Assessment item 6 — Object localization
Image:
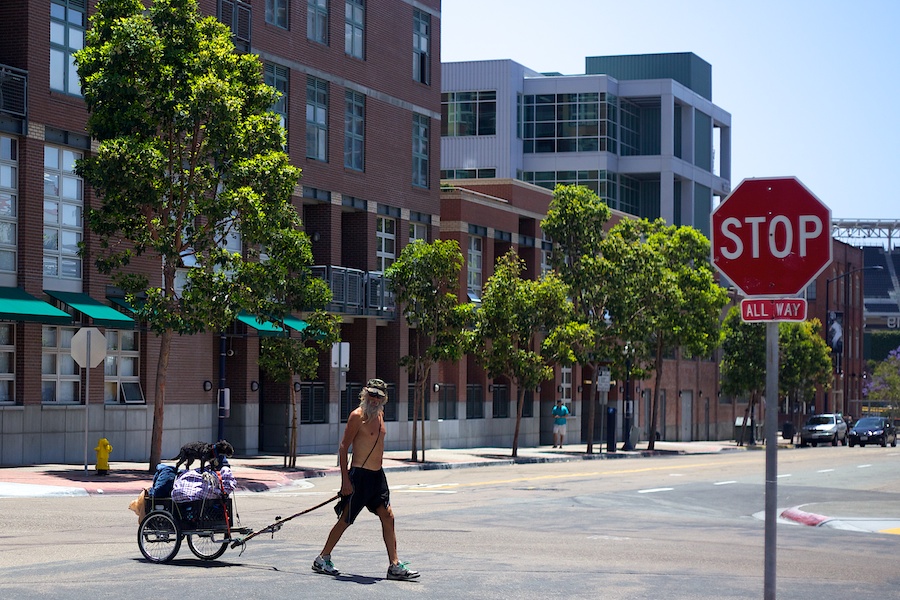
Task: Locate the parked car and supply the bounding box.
[848,417,897,447]
[799,413,848,447]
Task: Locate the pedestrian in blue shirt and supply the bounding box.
[552,399,570,448]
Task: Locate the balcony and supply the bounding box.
[311,265,395,318]
[0,64,27,127]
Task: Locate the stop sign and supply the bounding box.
[711,177,832,297]
[71,327,107,368]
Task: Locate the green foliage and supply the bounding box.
[779,318,831,402]
[386,239,473,460]
[867,330,900,362]
[865,345,900,402]
[719,306,766,398]
[469,251,572,456]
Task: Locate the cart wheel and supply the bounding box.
[187,532,229,560]
[138,510,182,563]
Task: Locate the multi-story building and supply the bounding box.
[0,0,444,465]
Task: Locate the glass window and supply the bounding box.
[467,235,482,296]
[409,221,427,242]
[376,216,396,273]
[49,1,84,95]
[42,326,80,404]
[466,384,484,419]
[438,385,457,420]
[344,90,365,171]
[441,91,496,137]
[412,113,429,188]
[266,0,289,29]
[264,63,289,134]
[0,324,14,403]
[44,144,83,281]
[308,0,328,44]
[0,136,17,275]
[560,367,572,402]
[412,9,430,84]
[306,76,328,161]
[104,330,144,403]
[492,384,509,418]
[345,0,364,58]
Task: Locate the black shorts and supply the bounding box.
[334,467,391,524]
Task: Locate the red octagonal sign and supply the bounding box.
[711,177,832,297]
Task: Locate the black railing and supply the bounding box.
[311,265,395,317]
[0,64,27,119]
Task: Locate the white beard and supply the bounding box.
[360,397,385,421]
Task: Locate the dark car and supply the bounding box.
[848,417,897,447]
[799,413,848,447]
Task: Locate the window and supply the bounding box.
[345,0,364,59]
[492,384,509,418]
[0,136,17,274]
[522,389,534,418]
[560,367,572,402]
[50,0,84,95]
[438,385,457,420]
[300,382,328,423]
[42,326,79,403]
[412,113,429,188]
[522,92,617,154]
[412,9,430,84]
[104,330,143,404]
[441,91,496,136]
[441,168,496,180]
[409,222,427,242]
[306,76,328,161]
[376,216,396,273]
[308,0,328,44]
[0,324,14,402]
[540,230,552,276]
[44,145,83,280]
[266,0,289,29]
[466,384,484,419]
[467,235,483,298]
[219,0,252,50]
[265,63,289,133]
[344,90,365,170]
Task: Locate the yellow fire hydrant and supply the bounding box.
[94,437,112,476]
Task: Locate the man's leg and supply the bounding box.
[320,506,351,557]
[375,504,398,564]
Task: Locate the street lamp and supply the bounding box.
[622,348,635,451]
[824,265,882,414]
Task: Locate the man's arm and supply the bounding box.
[338,411,361,496]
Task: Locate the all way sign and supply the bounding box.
[741,298,807,323]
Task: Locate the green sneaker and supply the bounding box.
[312,555,339,576]
[387,561,420,580]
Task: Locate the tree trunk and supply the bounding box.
[648,341,665,451]
[148,329,172,471]
[411,377,420,462]
[512,387,525,457]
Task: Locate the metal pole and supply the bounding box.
[764,321,779,600]
[825,279,831,414]
[83,330,91,474]
[622,358,634,450]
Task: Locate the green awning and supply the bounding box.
[0,287,72,325]
[282,315,310,333]
[44,290,135,329]
[108,296,144,313]
[236,312,285,337]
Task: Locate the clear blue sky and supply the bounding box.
[440,0,900,220]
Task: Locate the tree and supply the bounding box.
[541,185,616,454]
[76,0,306,469]
[615,220,728,450]
[469,251,572,457]
[719,306,766,445]
[386,240,473,462]
[779,319,831,420]
[863,346,900,405]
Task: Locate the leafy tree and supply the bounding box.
[616,220,728,450]
[719,306,766,445]
[76,0,306,469]
[386,240,474,462]
[541,185,616,453]
[779,318,831,420]
[863,345,900,404]
[468,251,572,457]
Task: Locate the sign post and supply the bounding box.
[71,327,108,474]
[711,177,832,600]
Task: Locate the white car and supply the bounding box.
[799,414,848,447]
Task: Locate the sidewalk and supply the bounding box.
[0,439,745,498]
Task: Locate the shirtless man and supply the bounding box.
[312,378,419,580]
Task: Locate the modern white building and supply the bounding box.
[441,53,732,235]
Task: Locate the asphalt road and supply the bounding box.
[1,446,898,599]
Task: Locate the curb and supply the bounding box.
[780,506,831,527]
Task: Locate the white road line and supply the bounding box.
[637,487,674,494]
[396,489,458,494]
[669,473,684,477]
[817,469,835,473]
[714,480,736,486]
[777,474,792,478]
[858,464,872,469]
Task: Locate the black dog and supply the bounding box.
[171,440,234,471]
